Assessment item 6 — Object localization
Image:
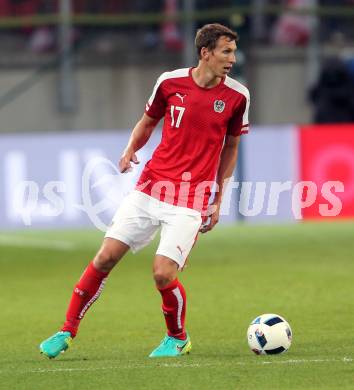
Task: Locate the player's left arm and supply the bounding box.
[200,135,241,233]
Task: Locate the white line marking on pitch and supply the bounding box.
[0,357,351,375]
[260,357,353,365]
[0,235,76,251]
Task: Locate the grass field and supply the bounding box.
[1,221,354,390]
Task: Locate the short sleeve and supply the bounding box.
[145,74,167,120]
[227,93,250,137]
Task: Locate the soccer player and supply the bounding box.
[40,23,250,358]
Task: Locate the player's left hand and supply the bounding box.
[199,201,221,234]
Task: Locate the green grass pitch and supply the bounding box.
[0,221,353,389]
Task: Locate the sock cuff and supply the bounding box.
[88,261,110,278]
[157,278,179,292]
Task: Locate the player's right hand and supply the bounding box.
[119,150,140,173]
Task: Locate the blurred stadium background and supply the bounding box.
[1,2,354,389]
[1,0,354,230]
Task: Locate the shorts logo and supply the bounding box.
[214,100,225,113]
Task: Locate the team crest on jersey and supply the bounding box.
[214,100,225,113]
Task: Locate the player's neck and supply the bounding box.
[191,65,222,89]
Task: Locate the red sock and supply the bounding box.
[158,279,187,340]
[61,262,109,337]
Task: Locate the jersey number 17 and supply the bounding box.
[170,105,185,128]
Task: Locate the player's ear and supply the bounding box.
[200,47,209,60]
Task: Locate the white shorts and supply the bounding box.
[105,190,202,269]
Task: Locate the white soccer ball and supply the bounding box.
[247,313,292,355]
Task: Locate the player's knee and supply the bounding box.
[153,269,174,289]
[93,248,118,273]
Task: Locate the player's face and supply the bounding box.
[208,36,237,77]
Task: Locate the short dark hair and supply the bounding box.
[195,23,238,58]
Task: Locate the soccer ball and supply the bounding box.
[247,313,292,355]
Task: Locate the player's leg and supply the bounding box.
[149,255,191,357]
[40,191,160,359]
[153,255,186,337]
[149,212,202,358]
[61,238,129,337]
[39,238,129,359]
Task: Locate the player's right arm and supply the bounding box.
[119,113,159,173]
[119,72,167,173]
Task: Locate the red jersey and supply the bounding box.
[136,67,250,212]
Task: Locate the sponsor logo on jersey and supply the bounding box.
[175,93,187,103]
[214,100,225,113]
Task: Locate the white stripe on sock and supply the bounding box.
[78,278,107,319]
[172,287,183,329]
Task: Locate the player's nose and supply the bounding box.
[229,53,236,64]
